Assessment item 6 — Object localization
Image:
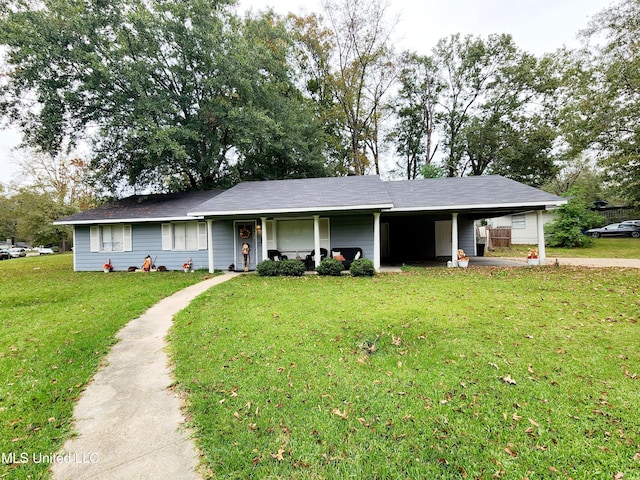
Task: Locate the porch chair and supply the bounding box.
[267,249,288,261]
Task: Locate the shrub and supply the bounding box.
[256,260,279,276]
[350,258,375,277]
[277,259,306,276]
[545,198,602,248]
[316,258,344,276]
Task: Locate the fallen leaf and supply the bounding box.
[528,418,540,427]
[270,448,285,461]
[502,374,516,385]
[331,408,348,419]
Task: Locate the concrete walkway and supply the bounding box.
[51,272,240,480]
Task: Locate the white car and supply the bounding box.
[9,247,27,258]
[38,247,55,255]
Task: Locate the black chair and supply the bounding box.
[267,249,288,261]
[305,248,328,270]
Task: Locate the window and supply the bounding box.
[162,222,207,251]
[90,225,132,252]
[511,214,526,229]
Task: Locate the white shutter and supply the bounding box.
[161,224,172,250]
[123,225,132,251]
[90,226,100,252]
[319,218,330,251]
[197,222,207,250]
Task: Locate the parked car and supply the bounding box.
[0,248,9,260]
[9,247,27,258]
[38,246,55,255]
[585,223,640,238]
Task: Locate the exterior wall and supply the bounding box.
[73,224,209,271]
[489,211,555,244]
[211,220,235,271]
[458,216,476,256]
[329,214,375,259]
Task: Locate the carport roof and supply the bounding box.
[384,176,566,212]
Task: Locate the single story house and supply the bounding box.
[54,175,566,272]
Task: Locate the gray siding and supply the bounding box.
[73,224,209,271]
[329,214,375,259]
[211,220,235,271]
[458,216,476,256]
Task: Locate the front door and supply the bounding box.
[235,221,256,271]
[435,220,452,257]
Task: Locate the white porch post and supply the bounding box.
[207,220,214,273]
[313,215,321,268]
[373,212,381,272]
[451,212,459,265]
[536,210,547,264]
[261,217,268,264]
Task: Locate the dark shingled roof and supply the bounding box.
[190,175,394,216]
[384,176,565,211]
[55,190,222,224]
[55,175,566,224]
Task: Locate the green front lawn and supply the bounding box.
[0,255,213,479]
[488,237,640,259]
[170,268,640,479]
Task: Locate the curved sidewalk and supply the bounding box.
[51,272,240,480]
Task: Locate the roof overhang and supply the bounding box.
[189,203,394,217]
[54,215,205,226]
[385,200,567,214]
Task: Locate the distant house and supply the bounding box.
[54,175,566,272]
[488,210,557,245]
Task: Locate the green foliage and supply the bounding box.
[315,257,344,276]
[0,255,212,479]
[420,163,445,179]
[256,259,280,276]
[256,259,306,276]
[0,0,328,192]
[171,268,640,478]
[276,259,306,276]
[349,257,375,276]
[545,198,604,247]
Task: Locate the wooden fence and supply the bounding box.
[488,227,511,249]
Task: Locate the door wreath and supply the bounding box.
[239,227,251,239]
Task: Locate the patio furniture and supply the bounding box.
[330,247,363,269]
[304,248,328,270]
[267,249,288,261]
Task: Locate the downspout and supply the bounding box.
[207,220,214,273]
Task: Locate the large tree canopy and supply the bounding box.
[0,0,329,192]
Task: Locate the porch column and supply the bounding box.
[536,210,547,264]
[373,212,381,272]
[207,220,214,273]
[451,212,459,265]
[313,215,321,268]
[261,217,268,264]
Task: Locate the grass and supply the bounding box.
[170,268,640,479]
[488,237,640,259]
[0,254,214,479]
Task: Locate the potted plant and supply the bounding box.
[182,257,193,273]
[103,259,113,273]
[457,249,469,268]
[527,248,539,266]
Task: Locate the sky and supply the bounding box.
[0,0,615,187]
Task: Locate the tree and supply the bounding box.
[388,52,442,179]
[432,33,557,180]
[570,0,640,206]
[319,0,398,175]
[0,0,328,192]
[11,189,75,247]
